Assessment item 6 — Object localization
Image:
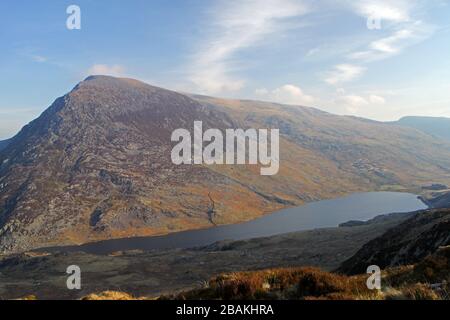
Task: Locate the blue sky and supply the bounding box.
[1,0,450,139]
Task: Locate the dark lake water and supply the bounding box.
[45,192,426,255]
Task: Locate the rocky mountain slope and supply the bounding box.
[0,139,10,152]
[338,209,450,275]
[392,116,450,142]
[1,76,450,253]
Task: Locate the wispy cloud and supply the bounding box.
[325,0,435,117]
[17,47,49,64]
[188,0,309,95]
[347,0,434,62]
[349,21,434,62]
[324,64,366,85]
[255,84,315,105]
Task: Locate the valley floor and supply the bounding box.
[0,212,409,300]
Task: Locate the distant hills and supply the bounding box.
[391,116,450,142]
[2,76,450,253]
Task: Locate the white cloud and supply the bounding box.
[324,64,366,85]
[370,29,412,54]
[87,64,126,77]
[188,0,309,95]
[335,92,386,114]
[336,95,369,114]
[350,0,413,22]
[369,94,386,104]
[340,95,369,106]
[255,84,315,105]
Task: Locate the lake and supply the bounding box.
[44,192,427,254]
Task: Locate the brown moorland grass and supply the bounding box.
[81,291,140,300]
[73,248,450,300]
[159,249,449,301]
[159,267,380,300]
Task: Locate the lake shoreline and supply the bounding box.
[35,192,426,256]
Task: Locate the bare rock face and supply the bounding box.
[1,76,450,253]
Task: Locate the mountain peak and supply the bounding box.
[82,75,144,85]
[73,75,153,92]
[64,75,229,131]
[84,75,107,81]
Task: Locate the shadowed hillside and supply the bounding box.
[0,139,10,152]
[338,209,450,275]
